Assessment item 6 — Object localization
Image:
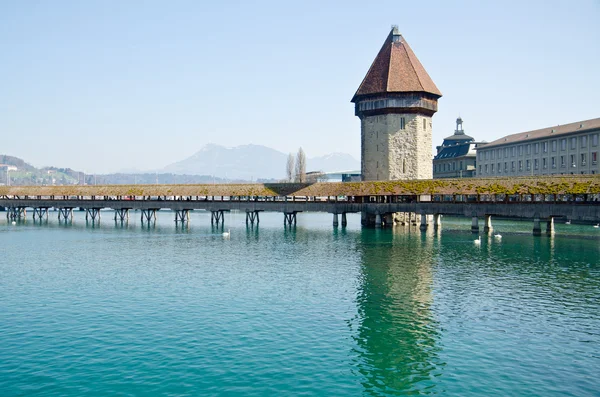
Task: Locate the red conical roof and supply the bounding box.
[352,28,442,102]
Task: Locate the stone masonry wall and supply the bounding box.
[362,113,433,181]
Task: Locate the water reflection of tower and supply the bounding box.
[352,227,443,394]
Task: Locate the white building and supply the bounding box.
[475,118,600,177]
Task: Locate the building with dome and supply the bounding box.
[433,117,484,178]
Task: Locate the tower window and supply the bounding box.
[400,117,406,130]
[423,119,426,129]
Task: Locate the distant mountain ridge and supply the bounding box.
[161,144,359,180]
[1,145,360,185]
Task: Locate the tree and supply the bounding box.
[295,147,306,183]
[286,153,295,182]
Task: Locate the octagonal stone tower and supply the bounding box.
[352,27,442,181]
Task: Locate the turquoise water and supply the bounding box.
[1,211,599,396]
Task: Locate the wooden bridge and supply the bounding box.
[2,176,599,235]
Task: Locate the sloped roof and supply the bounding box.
[481,118,600,149]
[1,176,599,197]
[434,143,475,160]
[352,28,442,102]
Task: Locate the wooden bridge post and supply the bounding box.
[341,213,347,227]
[114,209,130,222]
[85,208,101,222]
[33,207,49,220]
[58,208,73,221]
[211,210,224,225]
[471,214,479,233]
[141,209,157,224]
[333,213,339,227]
[483,215,493,233]
[174,209,190,224]
[419,213,428,231]
[284,212,297,226]
[532,214,542,236]
[245,210,260,225]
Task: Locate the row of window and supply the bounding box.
[357,95,432,112]
[478,134,599,161]
[478,152,598,175]
[434,161,466,173]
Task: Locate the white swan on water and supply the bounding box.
[594,224,599,229]
[494,233,502,239]
[222,229,230,237]
[565,220,571,225]
[474,236,481,245]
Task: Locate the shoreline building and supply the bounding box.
[433,117,483,178]
[475,118,600,177]
[351,26,442,181]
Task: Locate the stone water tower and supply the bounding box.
[352,26,442,181]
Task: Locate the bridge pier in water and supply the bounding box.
[85,208,102,222]
[211,210,227,226]
[141,209,157,223]
[533,215,542,236]
[33,207,49,220]
[58,208,74,221]
[7,207,26,220]
[341,213,347,227]
[471,215,479,233]
[484,215,493,233]
[333,213,339,227]
[419,213,428,231]
[114,209,130,222]
[284,211,298,226]
[245,210,260,225]
[174,209,190,224]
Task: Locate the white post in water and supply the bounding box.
[546,217,554,236]
[433,214,442,229]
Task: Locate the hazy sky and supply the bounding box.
[1,0,599,173]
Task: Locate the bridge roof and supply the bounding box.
[352,27,442,102]
[1,176,599,197]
